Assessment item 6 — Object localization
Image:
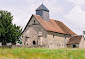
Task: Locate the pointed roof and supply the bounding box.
[36,4,49,12]
[23,14,77,35]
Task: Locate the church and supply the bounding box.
[22,4,85,48]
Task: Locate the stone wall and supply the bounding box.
[66,36,85,48]
[22,17,47,47]
[79,36,85,48]
[67,44,79,48]
[47,31,70,48]
[22,16,71,48]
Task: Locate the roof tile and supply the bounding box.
[33,14,76,35]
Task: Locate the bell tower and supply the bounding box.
[36,4,49,21]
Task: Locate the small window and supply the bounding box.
[33,20,36,25]
[34,20,35,23]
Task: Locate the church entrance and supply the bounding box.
[33,41,36,45]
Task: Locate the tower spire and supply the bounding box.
[36,4,49,21]
[36,4,49,12]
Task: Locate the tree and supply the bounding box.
[83,31,85,35]
[0,10,22,45]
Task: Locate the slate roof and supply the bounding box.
[67,36,82,45]
[23,14,76,35]
[36,4,49,12]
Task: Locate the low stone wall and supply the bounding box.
[11,45,49,48]
[11,45,23,48]
[0,45,49,48]
[0,45,12,48]
[0,45,22,48]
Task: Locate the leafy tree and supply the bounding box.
[83,31,85,35]
[0,10,22,45]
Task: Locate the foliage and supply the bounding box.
[83,31,85,35]
[0,10,22,43]
[0,48,85,59]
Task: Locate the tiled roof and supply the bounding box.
[67,36,82,45]
[33,15,76,35]
[54,20,76,35]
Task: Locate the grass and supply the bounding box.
[0,48,85,59]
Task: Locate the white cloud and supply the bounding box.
[0,0,64,29]
[64,6,85,23]
[63,6,85,34]
[68,0,85,6]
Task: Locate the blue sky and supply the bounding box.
[0,0,85,35]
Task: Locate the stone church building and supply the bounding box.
[22,4,85,48]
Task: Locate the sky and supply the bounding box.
[0,0,85,35]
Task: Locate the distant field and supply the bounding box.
[0,48,85,59]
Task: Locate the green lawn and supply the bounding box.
[0,48,85,59]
